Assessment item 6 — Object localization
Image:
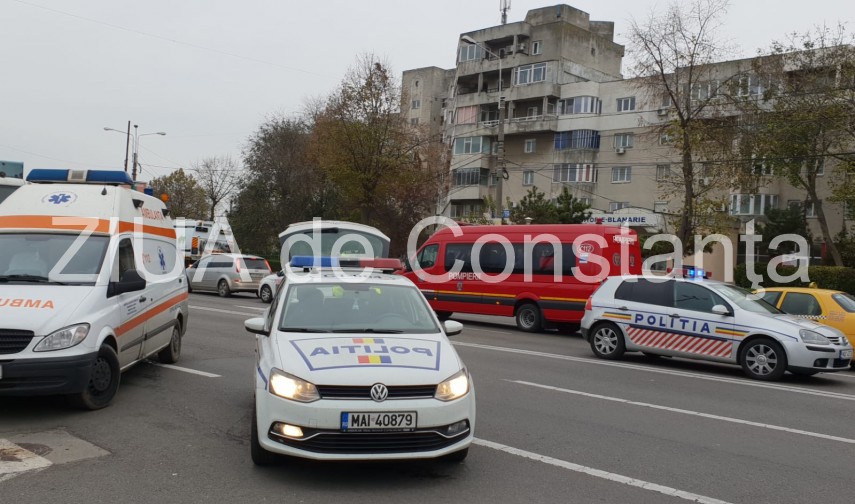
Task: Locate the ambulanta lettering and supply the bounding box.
[141,208,165,221]
[633,313,710,333]
[0,298,54,309]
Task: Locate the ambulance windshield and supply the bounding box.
[0,233,109,285]
[279,283,439,334]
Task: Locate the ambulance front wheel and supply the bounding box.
[68,344,121,410]
[590,323,626,360]
[515,302,543,332]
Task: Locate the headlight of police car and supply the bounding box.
[34,324,90,352]
[435,369,470,401]
[799,329,831,345]
[268,369,320,402]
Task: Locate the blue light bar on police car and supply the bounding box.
[27,169,134,185]
[289,256,403,271]
[290,256,340,268]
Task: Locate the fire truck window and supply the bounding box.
[444,244,473,272]
[416,244,438,269]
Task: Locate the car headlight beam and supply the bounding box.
[33,324,90,352]
[268,369,320,402]
[435,369,470,401]
[799,329,831,345]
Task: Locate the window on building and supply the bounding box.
[514,63,548,85]
[751,157,771,176]
[656,164,672,181]
[736,74,766,97]
[609,201,630,212]
[617,97,636,112]
[611,166,632,183]
[659,132,673,145]
[526,106,539,117]
[450,203,484,219]
[451,168,485,187]
[558,96,602,115]
[554,130,601,150]
[524,139,536,153]
[730,194,778,216]
[453,136,489,155]
[806,200,819,218]
[662,94,672,107]
[523,170,535,186]
[456,105,478,125]
[613,133,634,149]
[410,118,419,125]
[532,41,542,55]
[553,164,596,183]
[654,201,668,213]
[414,80,419,88]
[412,99,421,109]
[459,44,484,62]
[691,80,721,101]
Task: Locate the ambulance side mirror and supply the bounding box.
[111,270,147,296]
[711,304,731,316]
[444,320,463,337]
[245,317,269,336]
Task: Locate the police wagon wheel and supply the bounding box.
[68,344,121,410]
[218,280,231,297]
[158,325,182,364]
[590,323,626,360]
[251,403,279,466]
[515,302,543,332]
[260,285,273,303]
[740,338,787,381]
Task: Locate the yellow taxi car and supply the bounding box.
[756,286,855,366]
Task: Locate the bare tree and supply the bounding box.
[629,0,746,249]
[192,155,240,221]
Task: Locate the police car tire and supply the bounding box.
[589,323,626,360]
[157,325,182,364]
[260,285,273,303]
[739,338,787,381]
[218,280,231,297]
[251,406,279,466]
[68,344,121,410]
[515,302,543,332]
[440,447,469,462]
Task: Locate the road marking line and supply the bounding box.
[510,380,855,445]
[453,341,855,402]
[473,438,733,504]
[147,362,221,378]
[190,305,259,317]
[234,304,266,310]
[0,439,53,482]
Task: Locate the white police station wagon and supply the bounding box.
[245,257,475,464]
[581,274,852,380]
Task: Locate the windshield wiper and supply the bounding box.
[0,274,67,285]
[279,327,330,333]
[331,328,404,334]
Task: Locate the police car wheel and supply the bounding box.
[251,405,279,466]
[590,323,625,360]
[260,285,273,303]
[68,344,121,410]
[218,280,231,297]
[740,338,787,381]
[515,302,543,332]
[158,325,182,364]
[440,447,469,462]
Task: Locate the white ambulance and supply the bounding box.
[0,169,189,409]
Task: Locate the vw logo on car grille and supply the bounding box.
[370,383,389,402]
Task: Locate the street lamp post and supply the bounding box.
[104,124,166,181]
[461,35,506,223]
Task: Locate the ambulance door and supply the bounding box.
[112,238,148,366]
[669,281,735,360]
[142,237,181,358]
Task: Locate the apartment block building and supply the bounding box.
[402,4,850,274]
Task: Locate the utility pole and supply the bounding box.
[131,124,139,181]
[123,121,131,173]
[497,94,505,223]
[500,0,510,25]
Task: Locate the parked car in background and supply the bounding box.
[258,270,285,303]
[186,253,271,297]
[757,286,855,367]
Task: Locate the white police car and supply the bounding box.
[257,270,284,303]
[581,273,852,380]
[245,257,475,464]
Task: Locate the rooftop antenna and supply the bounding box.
[500,0,510,24]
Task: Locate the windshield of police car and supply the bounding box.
[707,283,781,314]
[0,233,110,284]
[279,283,440,333]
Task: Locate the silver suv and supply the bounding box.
[186,253,271,297]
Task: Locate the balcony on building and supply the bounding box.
[449,167,493,201]
[504,99,558,134]
[456,31,533,78]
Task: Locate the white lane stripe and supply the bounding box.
[452,341,855,401]
[190,305,259,316]
[0,439,53,481]
[235,305,266,311]
[510,380,855,445]
[147,362,221,378]
[473,438,733,504]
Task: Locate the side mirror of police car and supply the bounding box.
[276,270,285,277]
[711,304,731,316]
[245,317,269,336]
[444,320,463,337]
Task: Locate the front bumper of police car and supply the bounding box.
[783,327,853,373]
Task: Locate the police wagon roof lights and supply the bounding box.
[289,256,403,272]
[27,169,134,186]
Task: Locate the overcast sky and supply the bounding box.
[1,0,852,182]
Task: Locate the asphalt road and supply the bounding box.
[2,292,855,503]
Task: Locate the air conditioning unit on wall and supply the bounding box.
[657,108,669,116]
[615,147,626,154]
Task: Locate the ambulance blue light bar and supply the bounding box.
[289,256,403,271]
[27,169,134,185]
